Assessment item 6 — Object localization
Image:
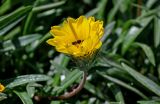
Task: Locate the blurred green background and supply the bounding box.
[0,0,160,104]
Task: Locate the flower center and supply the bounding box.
[72,40,84,45]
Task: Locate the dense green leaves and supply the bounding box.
[97,71,148,99]
[0,0,160,103]
[122,16,153,54]
[122,63,160,96]
[0,6,32,30]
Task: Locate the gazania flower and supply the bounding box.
[0,83,5,92]
[47,16,104,59]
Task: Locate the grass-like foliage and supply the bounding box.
[0,0,160,104]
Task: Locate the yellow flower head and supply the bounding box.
[0,83,5,92]
[47,16,104,58]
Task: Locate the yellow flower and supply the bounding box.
[47,16,104,58]
[0,83,5,92]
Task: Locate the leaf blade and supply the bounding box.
[122,63,160,96]
[3,74,50,88]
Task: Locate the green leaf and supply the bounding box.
[101,21,116,42]
[51,101,61,104]
[110,102,124,104]
[32,1,65,12]
[3,26,21,40]
[0,34,42,52]
[154,14,160,48]
[56,70,83,95]
[85,8,99,17]
[137,100,160,104]
[0,93,7,101]
[23,11,34,35]
[0,17,23,36]
[122,16,153,54]
[134,42,156,66]
[14,91,33,104]
[107,0,122,23]
[119,0,130,13]
[3,74,50,88]
[84,81,104,99]
[122,63,160,96]
[0,0,20,15]
[0,6,32,30]
[96,0,108,20]
[26,83,39,98]
[108,83,125,104]
[50,60,69,74]
[61,69,81,85]
[97,71,148,99]
[33,32,51,50]
[146,0,157,9]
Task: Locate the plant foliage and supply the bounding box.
[0,0,160,104]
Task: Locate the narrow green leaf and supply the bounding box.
[0,6,32,30]
[26,83,39,98]
[50,60,69,74]
[101,21,116,42]
[0,0,20,15]
[0,93,7,101]
[154,14,160,48]
[107,0,122,23]
[137,100,160,104]
[134,42,156,66]
[51,101,61,104]
[33,32,51,50]
[61,55,70,67]
[52,74,60,87]
[0,17,23,36]
[14,91,33,104]
[85,8,99,17]
[3,26,21,40]
[1,34,42,52]
[3,74,50,88]
[56,70,83,95]
[158,64,160,79]
[61,69,80,85]
[146,0,157,9]
[97,71,148,99]
[108,83,125,104]
[84,81,105,99]
[32,1,65,12]
[122,16,153,54]
[97,0,108,20]
[110,102,124,104]
[119,0,130,13]
[23,11,34,35]
[122,63,160,96]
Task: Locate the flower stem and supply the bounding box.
[34,71,87,101]
[49,71,87,100]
